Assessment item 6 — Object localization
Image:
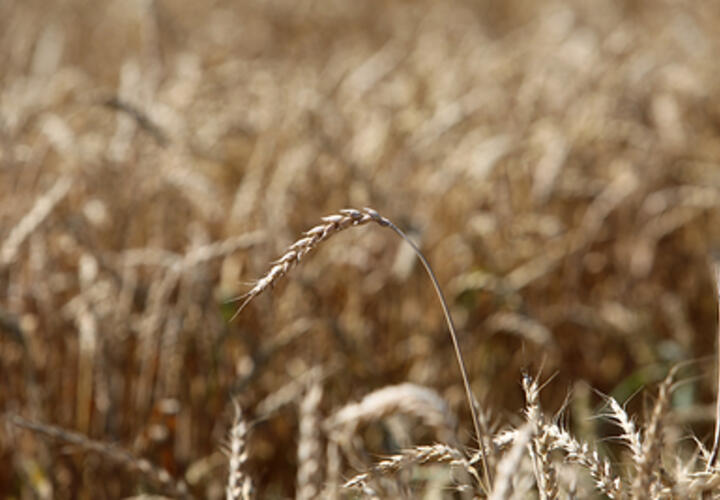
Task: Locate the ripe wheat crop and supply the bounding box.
[2,0,720,498]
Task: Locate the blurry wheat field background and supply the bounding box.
[2,0,720,498]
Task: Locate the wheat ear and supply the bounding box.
[544,423,623,499]
[296,380,323,500]
[522,375,558,500]
[226,403,253,500]
[231,207,490,488]
[489,423,534,500]
[632,366,678,498]
[342,444,480,492]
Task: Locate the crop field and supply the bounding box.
[2,0,720,498]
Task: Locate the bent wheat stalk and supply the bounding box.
[7,413,192,499]
[231,207,490,488]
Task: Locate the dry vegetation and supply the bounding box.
[2,0,720,498]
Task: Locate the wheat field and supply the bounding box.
[2,0,720,498]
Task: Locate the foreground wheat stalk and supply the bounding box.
[708,260,720,468]
[231,207,491,488]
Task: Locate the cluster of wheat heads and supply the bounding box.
[2,0,720,496]
[5,206,720,498]
[221,209,720,499]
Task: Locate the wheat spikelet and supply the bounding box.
[7,414,192,499]
[226,403,253,500]
[604,396,643,472]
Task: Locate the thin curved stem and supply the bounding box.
[382,218,492,490]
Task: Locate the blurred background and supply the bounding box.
[2,0,720,497]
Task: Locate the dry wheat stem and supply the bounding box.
[231,207,489,487]
[1,176,72,266]
[121,230,266,269]
[323,440,342,500]
[709,260,720,469]
[7,414,192,499]
[255,365,327,418]
[325,383,457,442]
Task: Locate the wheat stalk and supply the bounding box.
[7,413,192,499]
[0,176,72,266]
[325,382,457,443]
[709,259,720,469]
[231,207,490,487]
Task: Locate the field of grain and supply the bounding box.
[2,0,720,498]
